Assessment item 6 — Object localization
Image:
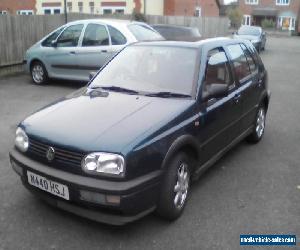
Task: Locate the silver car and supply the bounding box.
[25,19,163,84]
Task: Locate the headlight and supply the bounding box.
[82,152,125,176]
[15,127,29,152]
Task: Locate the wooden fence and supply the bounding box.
[0,13,229,68]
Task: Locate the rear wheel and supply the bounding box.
[157,152,191,220]
[247,105,266,143]
[31,61,48,84]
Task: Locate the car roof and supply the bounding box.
[65,19,145,27]
[134,37,244,49]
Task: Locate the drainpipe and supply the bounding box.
[64,0,68,23]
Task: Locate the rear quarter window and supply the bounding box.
[128,24,162,41]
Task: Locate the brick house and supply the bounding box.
[239,0,300,32]
[164,0,221,17]
[0,0,36,15]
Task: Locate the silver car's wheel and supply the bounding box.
[255,107,265,138]
[174,163,189,209]
[31,62,47,84]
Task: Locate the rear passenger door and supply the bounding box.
[75,23,113,79]
[196,47,243,165]
[226,43,261,132]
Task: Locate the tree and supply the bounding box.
[226,6,243,28]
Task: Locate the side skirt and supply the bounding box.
[192,126,254,181]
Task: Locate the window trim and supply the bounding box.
[56,24,84,48]
[245,0,258,5]
[81,23,111,47]
[202,47,235,100]
[226,43,253,85]
[276,0,290,5]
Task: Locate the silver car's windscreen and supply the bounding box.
[90,45,198,95]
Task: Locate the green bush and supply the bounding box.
[261,19,275,29]
[132,10,147,22]
[226,7,243,28]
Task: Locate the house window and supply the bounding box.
[54,9,60,14]
[195,7,201,17]
[115,9,124,14]
[78,2,83,13]
[243,15,251,25]
[0,10,7,14]
[245,0,258,5]
[67,2,72,12]
[17,10,34,15]
[44,9,51,14]
[276,0,290,5]
[278,16,295,30]
[89,2,95,14]
[103,9,112,14]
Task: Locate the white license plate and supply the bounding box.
[27,171,69,200]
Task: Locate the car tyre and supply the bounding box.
[157,152,191,221]
[246,105,266,143]
[31,61,48,85]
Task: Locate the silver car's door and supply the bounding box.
[45,23,85,80]
[107,25,128,57]
[74,23,113,80]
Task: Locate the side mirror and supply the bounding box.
[89,71,96,80]
[51,40,57,47]
[202,83,229,102]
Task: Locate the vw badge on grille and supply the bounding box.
[46,147,55,161]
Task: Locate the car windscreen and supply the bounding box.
[238,26,261,36]
[90,45,198,96]
[128,24,163,41]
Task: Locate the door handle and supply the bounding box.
[101,50,108,53]
[70,51,76,54]
[233,94,241,104]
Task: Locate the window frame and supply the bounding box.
[202,47,235,100]
[276,0,290,5]
[245,0,259,5]
[107,25,127,45]
[56,24,84,48]
[225,43,252,85]
[81,23,111,47]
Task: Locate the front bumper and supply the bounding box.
[9,148,162,225]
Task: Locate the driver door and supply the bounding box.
[196,47,243,165]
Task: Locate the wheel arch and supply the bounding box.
[161,135,200,174]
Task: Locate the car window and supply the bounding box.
[82,23,109,47]
[56,24,84,47]
[204,48,233,92]
[90,45,197,96]
[108,25,127,45]
[240,43,257,73]
[42,27,64,47]
[227,44,251,82]
[128,24,163,41]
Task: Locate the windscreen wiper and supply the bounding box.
[90,86,139,95]
[145,91,191,98]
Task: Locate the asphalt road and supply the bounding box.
[0,36,299,250]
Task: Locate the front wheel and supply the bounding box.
[247,106,266,143]
[156,152,191,221]
[31,61,48,84]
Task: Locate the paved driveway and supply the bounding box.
[0,36,299,250]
